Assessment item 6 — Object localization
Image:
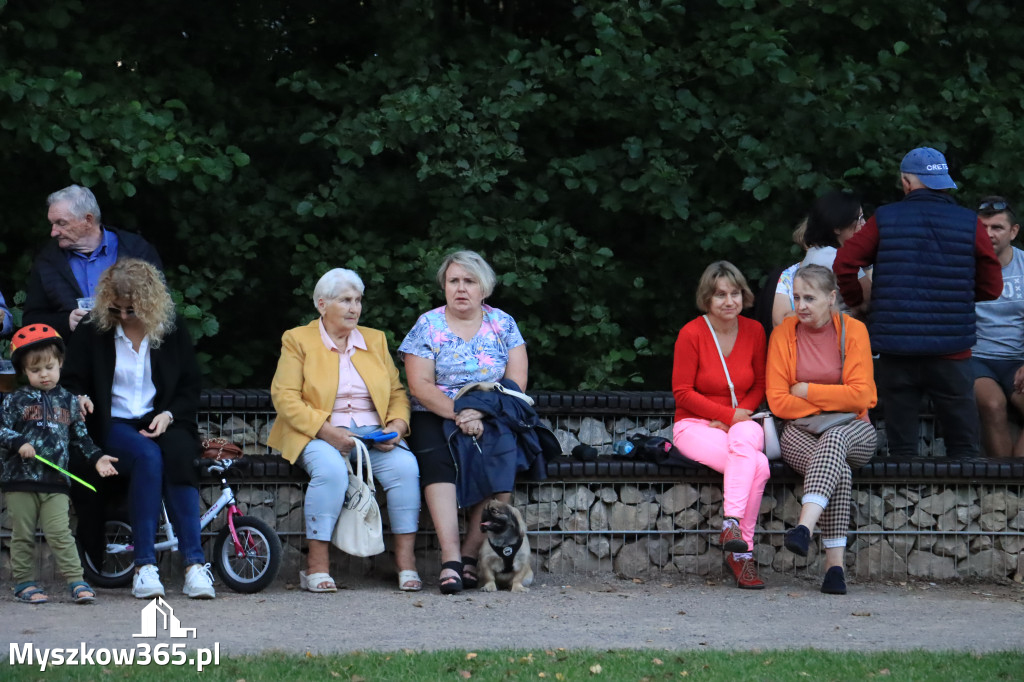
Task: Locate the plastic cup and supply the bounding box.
[0,359,16,393]
[76,297,95,311]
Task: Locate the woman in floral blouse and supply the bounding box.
[399,250,527,594]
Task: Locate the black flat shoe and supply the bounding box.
[784,524,811,557]
[821,566,847,595]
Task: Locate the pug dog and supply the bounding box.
[478,499,533,592]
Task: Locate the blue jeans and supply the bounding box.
[105,422,205,567]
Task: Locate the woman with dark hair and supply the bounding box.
[801,190,870,311]
[671,261,770,589]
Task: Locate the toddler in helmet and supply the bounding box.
[0,324,118,604]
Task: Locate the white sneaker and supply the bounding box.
[132,564,165,599]
[183,563,216,599]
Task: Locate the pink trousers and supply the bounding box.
[672,418,770,547]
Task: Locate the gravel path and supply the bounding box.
[5,572,1023,655]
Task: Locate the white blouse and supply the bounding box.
[110,325,156,420]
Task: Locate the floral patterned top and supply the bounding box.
[399,304,526,411]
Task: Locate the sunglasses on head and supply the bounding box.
[107,306,136,317]
[978,200,1011,213]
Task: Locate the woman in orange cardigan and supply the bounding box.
[268,268,419,593]
[766,265,877,595]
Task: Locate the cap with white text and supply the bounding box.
[900,147,957,190]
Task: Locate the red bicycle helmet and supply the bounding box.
[10,324,65,370]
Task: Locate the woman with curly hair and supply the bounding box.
[63,258,214,600]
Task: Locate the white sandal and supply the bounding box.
[299,570,337,593]
[398,570,422,592]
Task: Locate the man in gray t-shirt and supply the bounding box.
[973,196,1024,457]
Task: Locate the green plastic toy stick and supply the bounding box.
[34,454,96,492]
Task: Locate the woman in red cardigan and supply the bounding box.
[672,261,770,589]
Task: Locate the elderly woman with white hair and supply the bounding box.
[268,268,421,593]
[399,250,529,594]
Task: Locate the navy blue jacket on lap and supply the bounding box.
[445,379,558,508]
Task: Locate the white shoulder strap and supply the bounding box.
[703,315,737,408]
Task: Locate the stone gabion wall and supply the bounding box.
[9,410,1015,583]
[193,410,1022,582]
[510,480,1024,582]
[4,478,1020,584]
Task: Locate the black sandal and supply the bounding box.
[461,556,479,589]
[439,560,463,595]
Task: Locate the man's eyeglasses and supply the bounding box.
[107,306,136,317]
[979,200,1011,213]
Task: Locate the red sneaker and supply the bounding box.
[719,523,748,553]
[724,553,765,590]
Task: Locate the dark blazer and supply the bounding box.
[62,313,201,486]
[23,226,163,338]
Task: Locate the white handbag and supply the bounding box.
[704,316,781,460]
[331,439,385,557]
[752,411,782,461]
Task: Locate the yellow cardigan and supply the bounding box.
[766,312,877,421]
[267,320,411,463]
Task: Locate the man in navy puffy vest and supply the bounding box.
[834,147,1002,458]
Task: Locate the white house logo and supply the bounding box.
[11,597,219,671]
[134,597,197,639]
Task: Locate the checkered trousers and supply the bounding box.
[780,419,876,544]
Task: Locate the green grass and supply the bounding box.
[8,649,1023,681]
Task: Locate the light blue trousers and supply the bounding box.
[297,439,421,540]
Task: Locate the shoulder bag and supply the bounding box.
[200,437,244,461]
[703,316,781,460]
[789,313,858,436]
[332,439,386,557]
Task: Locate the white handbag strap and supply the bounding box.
[349,439,376,493]
[703,315,738,408]
[454,380,534,406]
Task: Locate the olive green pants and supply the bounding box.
[7,491,84,585]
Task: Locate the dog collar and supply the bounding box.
[488,536,524,574]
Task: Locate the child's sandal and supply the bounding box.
[14,582,48,604]
[69,581,96,604]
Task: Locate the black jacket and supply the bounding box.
[23,226,162,338]
[61,313,201,487]
[445,379,558,508]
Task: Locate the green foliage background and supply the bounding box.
[2,0,1021,389]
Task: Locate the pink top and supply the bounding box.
[795,321,841,386]
[318,319,378,428]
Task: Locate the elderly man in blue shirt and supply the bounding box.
[23,185,162,338]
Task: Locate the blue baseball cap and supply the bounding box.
[900,147,957,190]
